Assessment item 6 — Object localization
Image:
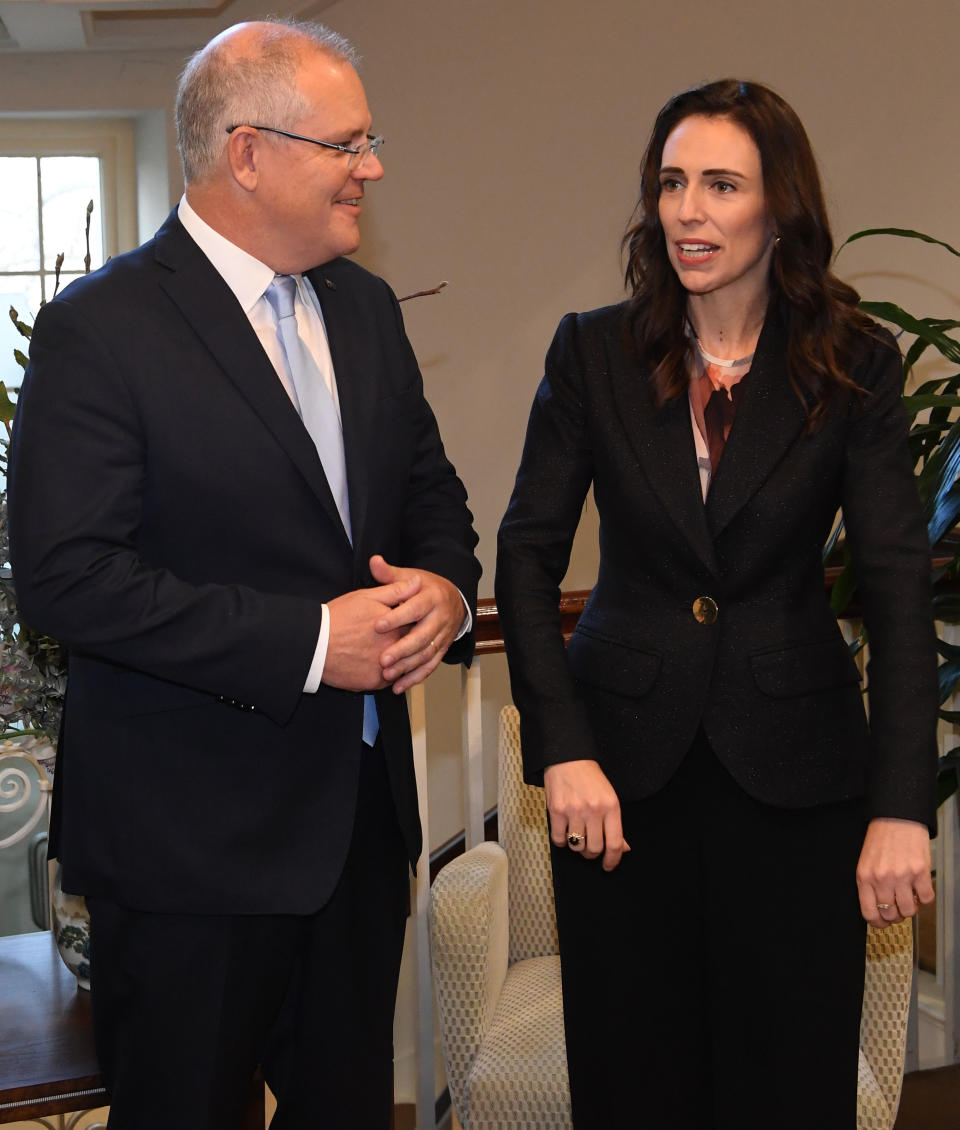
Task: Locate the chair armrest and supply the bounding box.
[429,841,510,1117]
[860,919,914,1115]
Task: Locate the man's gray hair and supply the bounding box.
[176,18,359,185]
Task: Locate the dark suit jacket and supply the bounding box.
[496,301,937,831]
[8,209,480,914]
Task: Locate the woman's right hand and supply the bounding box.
[544,759,631,871]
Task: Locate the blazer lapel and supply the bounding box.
[154,215,351,549]
[610,349,720,577]
[309,263,374,554]
[705,307,808,540]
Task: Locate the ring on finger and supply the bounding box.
[876,902,893,911]
[566,831,585,849]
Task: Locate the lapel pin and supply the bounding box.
[323,278,336,290]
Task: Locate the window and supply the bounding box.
[3,154,104,309]
[0,117,137,410]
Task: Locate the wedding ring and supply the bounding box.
[876,902,892,911]
[566,831,585,848]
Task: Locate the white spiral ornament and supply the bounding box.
[0,740,53,851]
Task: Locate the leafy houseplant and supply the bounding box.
[831,227,960,807]
[1,284,70,753]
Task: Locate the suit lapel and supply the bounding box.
[154,215,351,550]
[704,307,808,539]
[610,345,720,577]
[309,263,374,554]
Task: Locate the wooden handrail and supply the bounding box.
[475,590,590,655]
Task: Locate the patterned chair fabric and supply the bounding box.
[857,917,914,1130]
[430,706,571,1129]
[497,703,560,965]
[430,705,913,1130]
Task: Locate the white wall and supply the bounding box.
[6,0,956,593]
[330,0,960,587]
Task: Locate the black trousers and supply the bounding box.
[550,730,868,1130]
[86,739,409,1130]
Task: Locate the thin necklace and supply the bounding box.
[695,337,755,368]
[686,319,757,368]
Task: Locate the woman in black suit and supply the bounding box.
[495,79,937,1129]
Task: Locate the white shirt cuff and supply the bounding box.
[303,605,330,693]
[455,591,472,640]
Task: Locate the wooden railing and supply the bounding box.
[474,590,590,655]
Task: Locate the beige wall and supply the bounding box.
[5,0,957,594]
[333,0,960,589]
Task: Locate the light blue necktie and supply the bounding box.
[265,275,379,746]
[265,275,351,538]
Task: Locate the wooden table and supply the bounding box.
[0,931,106,1124]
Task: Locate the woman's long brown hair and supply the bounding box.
[622,79,883,424]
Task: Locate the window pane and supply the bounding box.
[40,156,103,274]
[0,158,41,272]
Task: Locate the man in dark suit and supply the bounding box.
[8,18,480,1129]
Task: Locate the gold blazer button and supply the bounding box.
[692,596,718,625]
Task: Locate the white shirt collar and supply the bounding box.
[177,195,276,315]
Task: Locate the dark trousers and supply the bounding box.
[551,730,868,1130]
[86,739,409,1130]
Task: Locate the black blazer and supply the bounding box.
[9,210,480,914]
[496,301,937,831]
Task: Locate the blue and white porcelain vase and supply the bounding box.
[51,861,91,990]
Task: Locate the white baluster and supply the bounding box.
[461,663,484,849]
[408,682,436,1128]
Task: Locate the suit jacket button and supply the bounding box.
[692,596,718,625]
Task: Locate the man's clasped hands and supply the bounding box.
[324,553,466,695]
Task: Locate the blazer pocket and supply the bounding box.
[750,638,862,700]
[567,627,662,699]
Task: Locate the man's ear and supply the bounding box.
[225,126,260,191]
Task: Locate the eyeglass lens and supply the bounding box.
[349,137,384,170]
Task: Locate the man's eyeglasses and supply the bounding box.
[226,125,384,170]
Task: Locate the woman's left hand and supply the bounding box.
[856,817,935,928]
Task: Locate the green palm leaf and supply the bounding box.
[861,303,960,363]
[838,227,960,259]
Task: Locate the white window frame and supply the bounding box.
[0,117,138,274]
